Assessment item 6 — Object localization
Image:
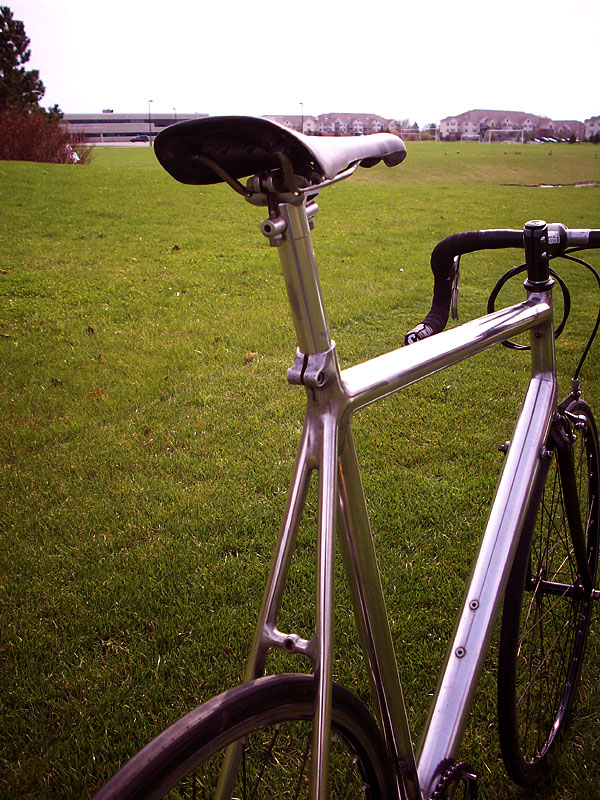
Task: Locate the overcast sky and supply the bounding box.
[8,0,599,125]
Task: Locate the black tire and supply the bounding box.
[497,399,600,786]
[93,673,395,799]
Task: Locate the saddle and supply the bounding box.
[154,115,406,187]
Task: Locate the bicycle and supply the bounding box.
[94,116,600,800]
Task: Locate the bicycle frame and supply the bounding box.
[219,199,558,800]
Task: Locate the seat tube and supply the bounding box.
[274,201,332,355]
[269,199,338,800]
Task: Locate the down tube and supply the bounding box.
[416,371,556,798]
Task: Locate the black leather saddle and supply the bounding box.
[154,116,406,187]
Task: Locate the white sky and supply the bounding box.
[8,0,600,125]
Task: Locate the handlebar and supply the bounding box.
[404,223,600,344]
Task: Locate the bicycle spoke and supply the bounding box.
[292,730,311,800]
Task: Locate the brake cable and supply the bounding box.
[486,263,571,348]
[486,251,600,382]
[560,250,600,381]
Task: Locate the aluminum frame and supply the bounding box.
[238,200,558,800]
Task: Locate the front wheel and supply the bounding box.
[497,399,599,786]
[93,673,396,800]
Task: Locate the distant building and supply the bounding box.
[63,111,208,142]
[585,116,600,139]
[65,109,596,143]
[269,109,593,142]
[264,114,318,134]
[439,109,586,141]
[264,113,397,135]
[439,110,550,140]
[549,119,586,140]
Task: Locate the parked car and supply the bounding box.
[130,135,149,143]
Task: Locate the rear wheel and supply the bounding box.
[93,673,395,800]
[497,400,599,786]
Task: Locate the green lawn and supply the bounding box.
[1,141,600,799]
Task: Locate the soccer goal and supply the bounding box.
[482,129,524,144]
[399,128,422,141]
[460,133,481,142]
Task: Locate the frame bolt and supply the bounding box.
[455,646,466,658]
[260,216,287,242]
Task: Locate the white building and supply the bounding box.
[63,111,208,142]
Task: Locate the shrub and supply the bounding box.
[0,107,93,163]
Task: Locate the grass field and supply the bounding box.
[1,141,600,799]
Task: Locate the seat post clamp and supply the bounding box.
[260,216,288,247]
[287,345,337,388]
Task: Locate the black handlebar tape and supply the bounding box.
[590,230,600,248]
[404,230,523,344]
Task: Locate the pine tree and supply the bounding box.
[0,5,45,112]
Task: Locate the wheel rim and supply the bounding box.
[94,676,393,800]
[155,714,379,799]
[513,406,599,766]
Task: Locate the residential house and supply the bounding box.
[265,113,396,136]
[264,115,318,134]
[439,110,552,140]
[548,120,586,140]
[585,116,600,140]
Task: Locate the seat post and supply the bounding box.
[267,200,332,355]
